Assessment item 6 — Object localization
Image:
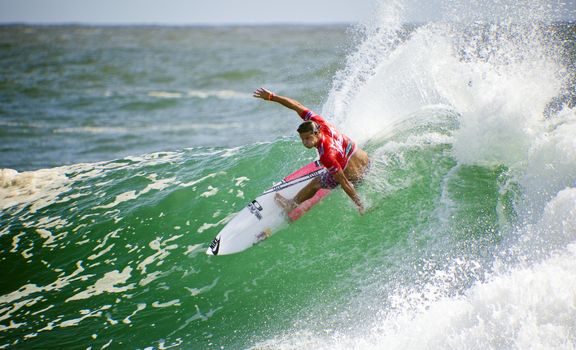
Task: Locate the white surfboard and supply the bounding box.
[206,161,331,255]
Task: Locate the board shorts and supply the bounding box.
[319,171,340,189]
[319,160,371,189]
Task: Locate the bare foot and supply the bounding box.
[274,193,298,213]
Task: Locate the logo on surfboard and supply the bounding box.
[209,237,221,255]
[255,228,272,243]
[248,200,263,220]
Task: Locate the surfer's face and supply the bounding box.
[299,131,320,149]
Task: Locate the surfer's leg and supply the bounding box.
[274,177,321,214]
[294,177,322,204]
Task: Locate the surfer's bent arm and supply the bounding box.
[333,171,364,214]
[253,87,307,116]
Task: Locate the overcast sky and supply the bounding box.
[0,0,574,25]
[0,0,375,25]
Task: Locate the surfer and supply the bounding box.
[254,88,370,215]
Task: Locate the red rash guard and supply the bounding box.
[300,109,357,175]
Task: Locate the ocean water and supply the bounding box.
[1,2,576,350]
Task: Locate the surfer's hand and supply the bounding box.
[253,87,274,101]
[358,204,365,215]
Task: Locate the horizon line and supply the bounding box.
[0,20,360,27]
[1,19,574,28]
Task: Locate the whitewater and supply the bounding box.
[1,0,576,349]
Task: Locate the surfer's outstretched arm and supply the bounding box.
[253,87,307,116]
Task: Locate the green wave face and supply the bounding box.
[1,108,525,349]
